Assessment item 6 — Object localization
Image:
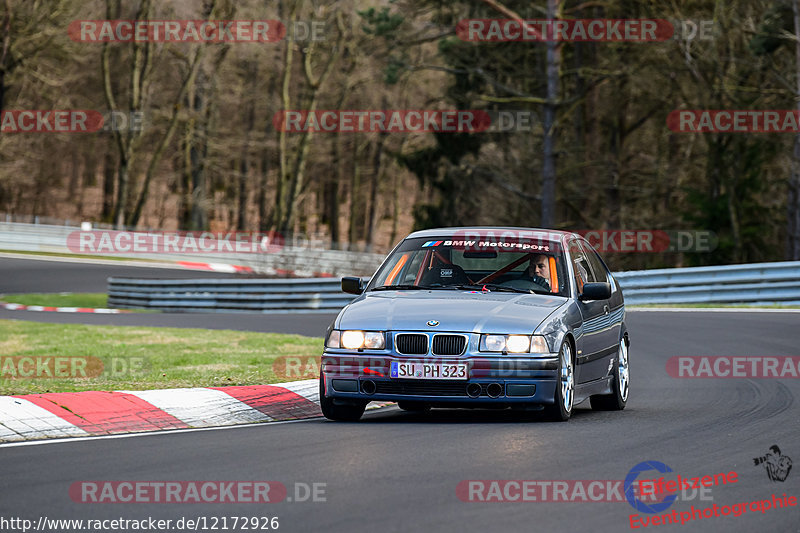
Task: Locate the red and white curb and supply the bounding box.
[0,302,128,313]
[176,261,254,274]
[176,261,334,278]
[0,380,389,442]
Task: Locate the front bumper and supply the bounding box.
[321,352,559,406]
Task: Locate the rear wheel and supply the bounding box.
[590,337,629,411]
[319,374,367,421]
[544,340,574,421]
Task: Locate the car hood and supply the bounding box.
[337,290,566,334]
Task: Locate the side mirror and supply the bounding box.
[579,282,611,301]
[341,276,364,295]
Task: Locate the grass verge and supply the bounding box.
[1,292,109,308]
[0,319,323,395]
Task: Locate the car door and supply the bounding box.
[568,239,613,383]
[577,239,620,381]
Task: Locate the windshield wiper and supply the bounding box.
[371,284,427,291]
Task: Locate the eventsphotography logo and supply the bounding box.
[666,356,800,378]
[629,495,797,529]
[754,445,792,482]
[625,461,736,514]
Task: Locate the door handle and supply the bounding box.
[603,305,610,315]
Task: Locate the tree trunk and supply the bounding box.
[0,0,10,113]
[789,0,800,260]
[365,131,387,250]
[274,2,298,232]
[541,0,562,228]
[101,149,116,222]
[348,139,362,248]
[326,133,343,249]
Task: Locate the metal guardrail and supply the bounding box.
[616,261,800,305]
[107,261,800,312]
[0,221,384,277]
[108,277,356,313]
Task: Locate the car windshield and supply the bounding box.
[366,235,569,297]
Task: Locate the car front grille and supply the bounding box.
[395,333,428,355]
[432,334,466,355]
[374,380,468,397]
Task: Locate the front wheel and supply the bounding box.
[319,374,367,421]
[544,340,574,421]
[590,337,629,411]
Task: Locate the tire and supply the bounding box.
[397,401,431,413]
[319,374,367,421]
[544,340,574,421]
[590,337,629,411]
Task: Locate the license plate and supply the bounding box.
[390,361,468,380]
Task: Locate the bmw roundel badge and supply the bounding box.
[427,320,439,327]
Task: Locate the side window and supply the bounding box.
[399,251,426,284]
[568,240,595,291]
[580,241,608,283]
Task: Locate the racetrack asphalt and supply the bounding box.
[1,257,799,532]
[0,255,237,294]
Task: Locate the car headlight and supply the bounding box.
[328,330,385,350]
[480,334,549,354]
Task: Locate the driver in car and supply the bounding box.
[522,253,551,291]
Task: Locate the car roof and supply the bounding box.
[405,226,578,243]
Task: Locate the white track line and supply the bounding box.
[0,417,321,448]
